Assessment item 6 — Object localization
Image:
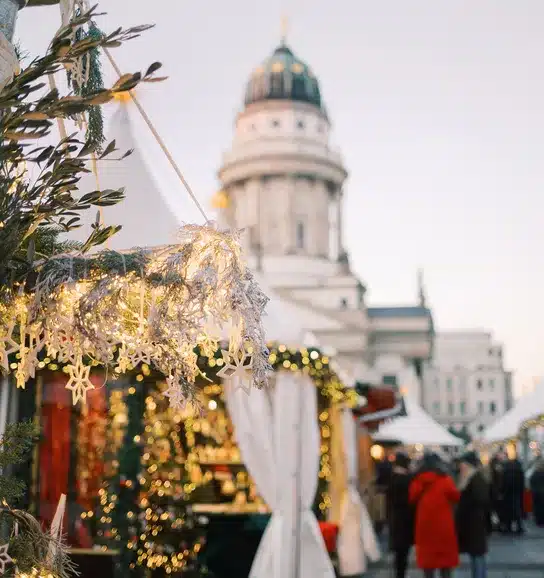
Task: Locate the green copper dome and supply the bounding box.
[244,44,323,110]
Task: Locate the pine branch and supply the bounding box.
[0,421,39,505]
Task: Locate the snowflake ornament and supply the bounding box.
[216,349,253,394]
[65,358,95,405]
[164,375,187,410]
[0,543,12,575]
[18,325,45,380]
[0,322,18,372]
[126,343,152,369]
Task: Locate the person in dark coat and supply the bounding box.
[502,457,525,533]
[529,457,544,527]
[374,457,393,535]
[488,450,506,531]
[387,451,414,578]
[409,452,460,578]
[456,451,490,578]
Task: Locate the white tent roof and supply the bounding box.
[373,397,463,447]
[483,383,544,443]
[71,100,197,251]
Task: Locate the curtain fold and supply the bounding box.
[225,372,334,578]
[337,409,380,576]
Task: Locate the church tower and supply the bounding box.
[217,41,352,289]
[216,39,434,391]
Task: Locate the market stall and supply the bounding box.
[372,396,463,450]
[482,382,544,464]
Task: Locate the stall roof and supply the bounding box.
[373,397,463,447]
[483,383,544,444]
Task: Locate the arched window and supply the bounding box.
[296,221,305,249]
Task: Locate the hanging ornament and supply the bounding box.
[0,543,12,575]
[0,320,18,372]
[0,224,272,405]
[164,374,187,411]
[65,357,94,405]
[216,349,253,394]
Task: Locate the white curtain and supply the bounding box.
[337,409,381,576]
[225,371,334,578]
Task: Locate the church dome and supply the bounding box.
[244,43,323,110]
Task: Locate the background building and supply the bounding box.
[422,331,513,438]
[215,39,434,398]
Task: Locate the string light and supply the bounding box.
[0,223,272,405]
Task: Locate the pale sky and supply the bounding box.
[17,1,543,395]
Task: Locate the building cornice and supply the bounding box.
[218,152,347,188]
[236,99,329,124]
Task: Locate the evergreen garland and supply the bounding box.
[71,19,106,153]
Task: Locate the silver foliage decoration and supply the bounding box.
[0,223,272,406]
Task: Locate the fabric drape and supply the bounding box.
[337,409,380,575]
[39,376,72,529]
[225,371,334,578]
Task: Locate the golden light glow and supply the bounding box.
[211,189,229,210]
[112,90,132,102]
[370,444,385,460]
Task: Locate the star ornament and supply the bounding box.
[65,360,95,405]
[0,543,12,575]
[216,349,253,394]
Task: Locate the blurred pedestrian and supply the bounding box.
[409,452,460,578]
[373,455,392,536]
[489,449,506,531]
[456,451,490,578]
[387,451,414,578]
[529,456,544,527]
[502,457,525,534]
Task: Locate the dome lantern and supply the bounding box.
[244,43,324,111]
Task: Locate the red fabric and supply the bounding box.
[318,521,338,554]
[524,488,533,514]
[39,375,72,528]
[409,472,460,570]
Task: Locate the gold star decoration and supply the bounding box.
[65,358,95,405]
[216,349,253,394]
[0,543,12,575]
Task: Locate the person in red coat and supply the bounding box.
[409,452,460,578]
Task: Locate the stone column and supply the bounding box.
[337,188,344,256]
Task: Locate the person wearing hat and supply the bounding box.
[386,451,414,578]
[456,451,491,578]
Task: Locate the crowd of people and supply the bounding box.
[381,449,544,578]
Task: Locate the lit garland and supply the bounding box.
[93,389,129,551]
[130,381,208,574]
[0,223,271,406]
[520,414,544,432]
[198,343,357,515]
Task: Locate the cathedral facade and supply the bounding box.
[216,41,434,401]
